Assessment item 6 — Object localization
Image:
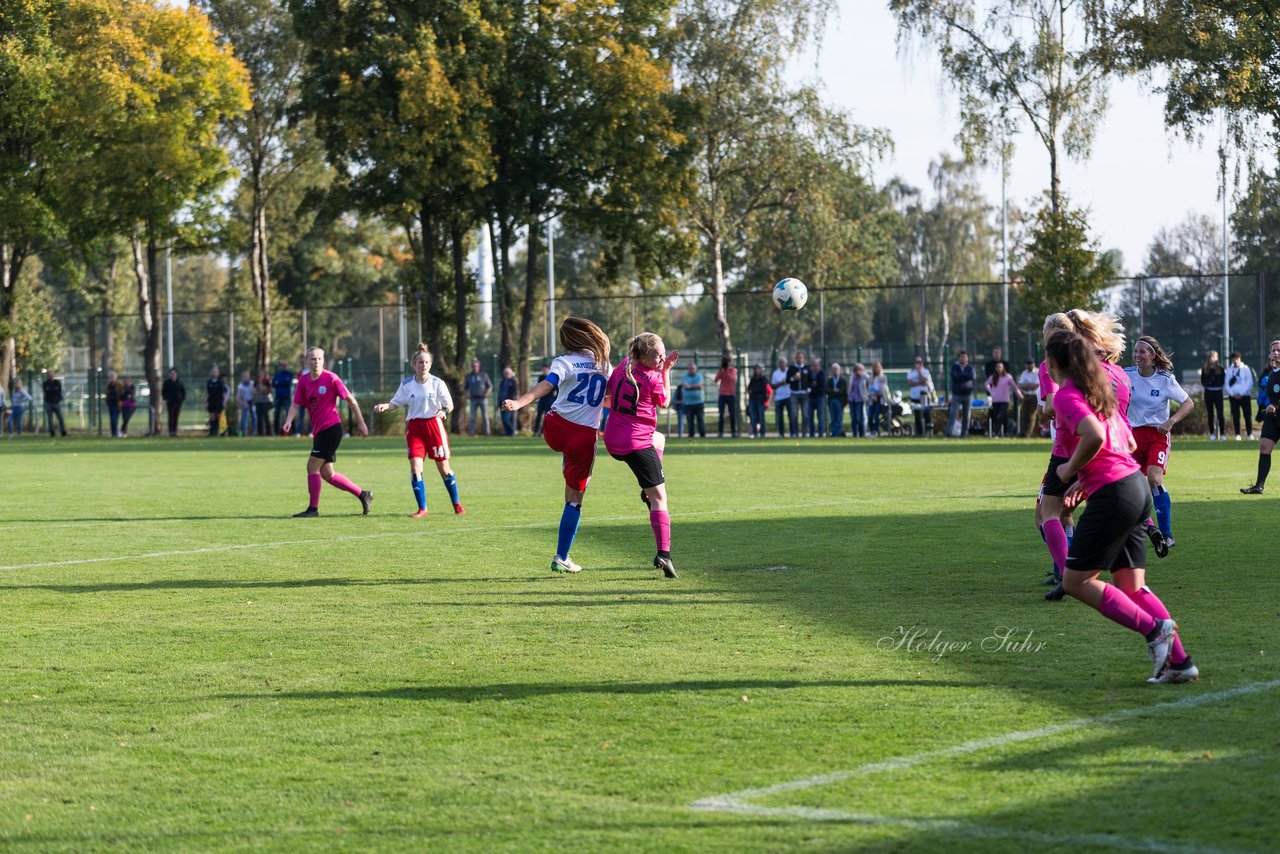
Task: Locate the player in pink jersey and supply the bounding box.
[282,347,372,517]
[502,318,612,574]
[603,332,681,578]
[1046,329,1197,684]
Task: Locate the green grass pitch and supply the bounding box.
[1,434,1278,852]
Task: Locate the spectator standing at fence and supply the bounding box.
[206,366,229,437]
[1199,350,1226,440]
[104,370,123,438]
[42,372,66,437]
[790,351,810,436]
[985,361,1023,437]
[118,376,139,437]
[948,351,976,437]
[806,357,826,437]
[464,359,492,436]
[770,357,793,438]
[907,356,933,437]
[1017,359,1039,437]
[713,356,739,438]
[846,363,868,437]
[867,362,888,437]
[681,363,706,438]
[983,345,1008,382]
[1226,351,1255,440]
[498,367,519,436]
[533,363,552,436]
[253,372,273,436]
[272,360,294,435]
[824,363,846,436]
[8,380,32,436]
[746,364,770,438]
[1240,340,1280,494]
[236,371,255,437]
[162,368,185,437]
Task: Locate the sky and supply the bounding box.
[789,1,1243,274]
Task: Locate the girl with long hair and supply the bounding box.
[1046,329,1197,684]
[373,343,464,518]
[1124,335,1193,549]
[603,332,681,578]
[1241,340,1280,494]
[502,317,612,573]
[1200,350,1226,440]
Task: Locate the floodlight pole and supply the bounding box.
[165,242,173,368]
[1001,143,1009,359]
[1221,110,1230,356]
[547,216,555,359]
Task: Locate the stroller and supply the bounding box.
[887,391,913,436]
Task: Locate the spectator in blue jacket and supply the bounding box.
[272,360,295,435]
[681,362,705,438]
[948,350,976,437]
[498,367,519,436]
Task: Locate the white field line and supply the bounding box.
[0,500,846,571]
[692,679,1280,854]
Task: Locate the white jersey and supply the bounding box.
[1124,367,1189,428]
[547,350,611,429]
[390,372,453,420]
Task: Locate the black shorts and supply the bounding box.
[611,446,665,489]
[1261,411,1280,443]
[1066,472,1152,573]
[310,423,343,463]
[1040,454,1077,499]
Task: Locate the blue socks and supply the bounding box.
[411,477,426,511]
[1153,486,1172,538]
[557,502,582,560]
[442,473,460,505]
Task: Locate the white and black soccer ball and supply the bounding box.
[772,277,809,311]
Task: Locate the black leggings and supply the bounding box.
[1204,390,1225,435]
[1230,396,1254,437]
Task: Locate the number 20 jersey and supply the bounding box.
[547,351,611,429]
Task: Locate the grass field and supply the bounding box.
[2,434,1278,852]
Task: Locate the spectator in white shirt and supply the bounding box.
[1225,351,1256,440]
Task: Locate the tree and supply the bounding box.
[892,0,1125,213]
[1016,201,1114,325]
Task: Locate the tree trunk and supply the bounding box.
[497,216,516,373]
[0,243,25,390]
[419,203,444,360]
[101,255,118,372]
[449,221,470,434]
[517,205,541,430]
[250,169,272,373]
[131,234,164,435]
[710,230,733,356]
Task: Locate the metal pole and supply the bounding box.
[378,307,385,390]
[229,312,235,377]
[165,242,173,368]
[1138,278,1144,336]
[1221,111,1231,357]
[1001,145,1009,358]
[302,308,309,354]
[547,216,555,359]
[819,290,826,366]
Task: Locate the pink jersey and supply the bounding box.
[294,370,349,433]
[1102,361,1132,424]
[1053,381,1140,495]
[603,357,667,455]
[1039,360,1071,457]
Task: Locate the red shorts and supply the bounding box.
[543,411,597,492]
[1132,425,1170,473]
[406,417,450,461]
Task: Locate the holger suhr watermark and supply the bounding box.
[877,625,1047,663]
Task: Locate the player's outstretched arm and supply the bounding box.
[503,380,554,412]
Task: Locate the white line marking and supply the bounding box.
[692,679,1280,854]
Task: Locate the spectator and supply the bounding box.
[237,370,256,437]
[43,371,67,437]
[983,345,1008,382]
[713,356,739,438]
[119,376,138,437]
[272,360,295,435]
[806,357,826,437]
[985,361,1023,437]
[1226,351,1255,440]
[0,383,6,436]
[207,366,229,437]
[162,367,186,437]
[867,362,888,437]
[826,363,848,437]
[948,350,976,438]
[906,356,933,437]
[790,350,810,434]
[1201,350,1226,441]
[746,364,770,438]
[533,363,553,436]
[253,372,273,436]
[8,379,32,436]
[681,362,706,438]
[1017,358,1040,438]
[672,380,684,437]
[464,358,493,436]
[104,369,124,438]
[770,357,793,437]
[498,367,519,436]
[847,363,869,437]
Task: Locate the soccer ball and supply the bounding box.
[772,277,808,311]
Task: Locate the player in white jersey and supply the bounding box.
[502,317,611,574]
[372,343,465,518]
[1124,336,1194,548]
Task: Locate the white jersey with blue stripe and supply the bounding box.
[390,373,453,420]
[547,351,611,429]
[1124,367,1189,428]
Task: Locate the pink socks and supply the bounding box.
[1098,585,1157,635]
[1042,519,1068,574]
[649,510,671,553]
[328,473,362,496]
[307,473,322,508]
[1126,586,1188,664]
